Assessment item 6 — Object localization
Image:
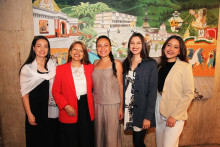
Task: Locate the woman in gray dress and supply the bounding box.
[92,35,123,147]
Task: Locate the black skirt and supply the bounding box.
[25,80,49,147]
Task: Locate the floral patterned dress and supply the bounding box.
[124,70,142,131]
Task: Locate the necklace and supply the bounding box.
[72,65,84,78]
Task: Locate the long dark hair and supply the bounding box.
[67,41,91,65]
[19,36,50,74]
[96,35,117,77]
[123,32,150,74]
[158,35,188,68]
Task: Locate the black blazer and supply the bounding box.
[123,58,158,128]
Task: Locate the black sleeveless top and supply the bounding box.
[158,62,175,92]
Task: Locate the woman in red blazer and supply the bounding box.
[52,41,94,147]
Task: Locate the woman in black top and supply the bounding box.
[155,35,194,147]
[20,36,58,147]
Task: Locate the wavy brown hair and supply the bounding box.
[158,35,188,68]
[67,41,90,65]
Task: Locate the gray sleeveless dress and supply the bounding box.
[92,68,122,147]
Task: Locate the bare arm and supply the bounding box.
[115,60,124,120]
[22,94,37,125]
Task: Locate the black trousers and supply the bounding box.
[133,129,147,147]
[48,118,59,147]
[59,95,94,147]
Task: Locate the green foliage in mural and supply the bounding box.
[80,27,97,37]
[106,0,219,29]
[62,2,114,19]
[58,4,72,9]
[177,11,194,36]
[61,2,114,48]
[180,0,220,9]
[61,2,114,30]
[79,17,95,28]
[116,48,127,58]
[57,0,219,36]
[136,16,145,27]
[189,26,198,37]
[207,8,219,27]
[107,0,181,28]
[78,27,97,50]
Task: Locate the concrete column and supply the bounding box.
[0,0,34,146]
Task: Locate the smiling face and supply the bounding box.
[96,38,111,58]
[33,39,49,58]
[129,36,142,56]
[70,43,84,62]
[164,38,180,62]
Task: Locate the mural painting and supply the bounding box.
[39,20,49,34]
[50,48,68,65]
[32,0,219,99]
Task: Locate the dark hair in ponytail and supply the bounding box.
[109,51,117,77]
[96,35,117,77]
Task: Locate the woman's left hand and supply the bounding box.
[142,119,151,129]
[166,116,176,127]
[118,107,124,120]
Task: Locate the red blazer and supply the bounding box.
[52,62,94,123]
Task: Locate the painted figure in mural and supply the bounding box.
[53,53,59,64]
[122,33,158,147]
[51,55,58,64]
[61,53,67,65]
[56,53,67,65]
[122,40,127,48]
[168,11,183,32]
[19,36,59,147]
[188,48,205,70]
[213,49,216,67]
[197,48,206,69]
[207,54,214,68]
[39,20,49,33]
[52,41,94,147]
[189,8,207,29]
[207,49,216,68]
[145,33,153,46]
[155,35,194,147]
[92,35,123,147]
[107,27,110,37]
[117,27,120,33]
[187,48,194,60]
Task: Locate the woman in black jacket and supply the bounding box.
[123,33,158,147]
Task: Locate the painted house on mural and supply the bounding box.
[32,3,79,38]
[94,12,137,28]
[148,23,177,41]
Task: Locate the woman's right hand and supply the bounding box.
[27,113,37,126]
[65,105,76,116]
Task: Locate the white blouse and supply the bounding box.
[71,64,87,100]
